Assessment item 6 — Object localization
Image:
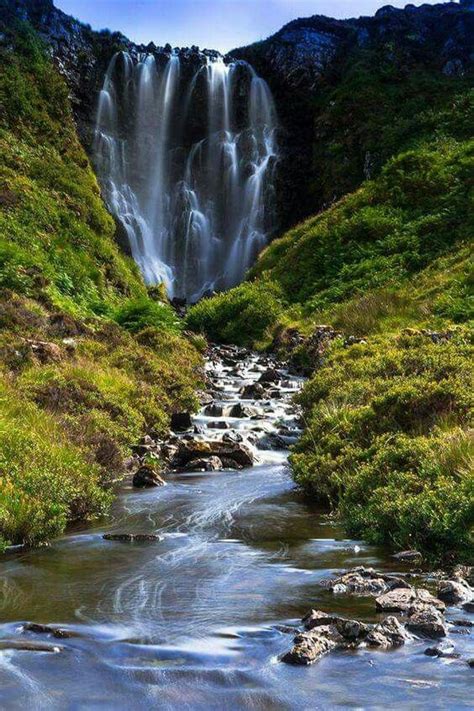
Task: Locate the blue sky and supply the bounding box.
[56,1,448,52]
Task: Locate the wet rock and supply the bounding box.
[406,604,447,639]
[206,421,230,430]
[281,625,342,665]
[222,432,244,443]
[452,565,474,586]
[203,403,225,417]
[467,658,474,668]
[241,382,266,400]
[462,601,474,613]
[170,412,193,432]
[23,623,73,639]
[103,533,161,542]
[392,550,422,562]
[329,567,409,596]
[172,439,254,468]
[366,616,411,648]
[437,579,473,606]
[375,588,445,613]
[258,368,281,384]
[424,646,460,659]
[183,456,223,472]
[132,466,166,488]
[228,403,261,418]
[0,640,63,653]
[451,619,473,628]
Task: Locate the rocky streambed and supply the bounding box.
[0,344,472,709]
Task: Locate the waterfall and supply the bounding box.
[94,50,278,302]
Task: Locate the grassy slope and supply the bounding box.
[187,77,473,556]
[0,23,203,548]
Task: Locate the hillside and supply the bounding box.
[0,19,203,548]
[187,18,474,557]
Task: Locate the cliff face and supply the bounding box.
[233,2,474,227]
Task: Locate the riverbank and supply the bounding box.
[0,344,472,709]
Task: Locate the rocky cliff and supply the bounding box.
[2,0,472,232]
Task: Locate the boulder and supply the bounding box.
[183,456,223,472]
[23,623,73,639]
[132,466,166,488]
[26,339,62,363]
[228,403,261,418]
[259,368,281,384]
[302,610,369,639]
[172,439,254,469]
[437,579,473,605]
[329,567,409,596]
[406,604,447,639]
[241,383,266,400]
[375,587,445,613]
[207,421,230,430]
[281,625,342,665]
[203,403,225,417]
[170,412,193,432]
[424,646,460,659]
[366,616,411,648]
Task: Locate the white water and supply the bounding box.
[94,51,278,301]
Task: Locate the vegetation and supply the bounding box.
[187,83,473,557]
[0,22,203,548]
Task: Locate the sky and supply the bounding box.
[56,0,449,53]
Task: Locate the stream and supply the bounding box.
[0,347,471,709]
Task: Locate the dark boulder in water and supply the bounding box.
[132,466,166,488]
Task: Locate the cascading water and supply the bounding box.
[94,50,278,301]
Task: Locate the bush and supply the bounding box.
[291,331,474,555]
[113,297,181,333]
[186,279,285,347]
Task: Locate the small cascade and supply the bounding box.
[94,51,278,301]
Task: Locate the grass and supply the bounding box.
[0,21,204,548]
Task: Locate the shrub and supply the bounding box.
[113,297,181,334]
[186,279,285,347]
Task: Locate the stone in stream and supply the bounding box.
[183,456,223,472]
[23,623,74,639]
[132,465,166,488]
[424,646,460,659]
[406,604,447,638]
[240,382,266,400]
[365,616,412,648]
[207,420,230,430]
[258,368,281,384]
[463,601,474,613]
[437,579,473,605]
[172,439,254,469]
[281,625,343,665]
[0,640,63,653]
[170,412,193,432]
[375,587,445,613]
[228,403,261,418]
[329,567,410,596]
[303,610,370,640]
[103,533,161,542]
[203,403,225,417]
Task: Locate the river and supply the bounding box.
[0,347,471,709]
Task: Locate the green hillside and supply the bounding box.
[0,22,203,548]
[187,83,473,557]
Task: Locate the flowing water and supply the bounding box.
[94,52,277,301]
[0,348,472,709]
